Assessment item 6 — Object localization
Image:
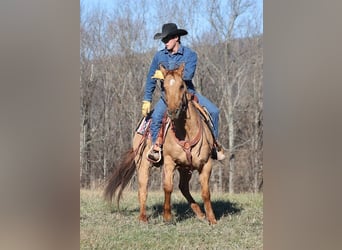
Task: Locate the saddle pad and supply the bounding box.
[136,117,152,135]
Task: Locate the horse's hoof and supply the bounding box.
[163,214,173,223]
[196,214,206,221]
[139,215,148,223]
[208,219,217,225]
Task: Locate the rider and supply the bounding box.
[142,23,225,162]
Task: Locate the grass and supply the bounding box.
[80,189,263,249]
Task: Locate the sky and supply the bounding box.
[80,0,263,46]
[81,0,263,13]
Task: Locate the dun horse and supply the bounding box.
[104,64,218,225]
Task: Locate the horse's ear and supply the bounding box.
[159,64,167,77]
[178,63,185,75]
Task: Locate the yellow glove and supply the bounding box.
[141,101,151,116]
[151,70,164,80]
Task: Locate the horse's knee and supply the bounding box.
[163,183,173,193]
[163,171,174,193]
[201,190,211,201]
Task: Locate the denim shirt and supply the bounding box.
[143,45,197,101]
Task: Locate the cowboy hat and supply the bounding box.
[153,23,188,40]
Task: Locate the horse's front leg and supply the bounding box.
[199,160,217,225]
[163,156,175,222]
[137,158,150,222]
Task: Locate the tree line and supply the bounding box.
[80,0,263,193]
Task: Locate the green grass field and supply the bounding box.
[80,189,263,249]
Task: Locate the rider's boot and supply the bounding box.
[211,142,225,161]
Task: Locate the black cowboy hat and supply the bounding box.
[153,23,188,40]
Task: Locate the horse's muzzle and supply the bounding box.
[167,108,181,120]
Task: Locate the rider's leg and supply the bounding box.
[148,98,167,162]
[194,92,225,160]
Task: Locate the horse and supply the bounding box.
[104,64,217,225]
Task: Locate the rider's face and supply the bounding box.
[162,35,179,51]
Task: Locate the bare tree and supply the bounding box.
[204,0,254,193]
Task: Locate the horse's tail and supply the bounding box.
[104,148,136,206]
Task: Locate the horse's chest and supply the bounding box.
[167,146,208,167]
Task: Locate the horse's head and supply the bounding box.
[160,64,188,120]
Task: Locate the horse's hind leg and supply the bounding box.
[199,162,217,225]
[178,168,205,220]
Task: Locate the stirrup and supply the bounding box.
[147,145,162,163]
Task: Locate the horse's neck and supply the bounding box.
[173,101,199,140]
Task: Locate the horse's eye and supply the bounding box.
[180,84,184,90]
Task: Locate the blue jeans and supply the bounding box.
[150,92,220,144]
